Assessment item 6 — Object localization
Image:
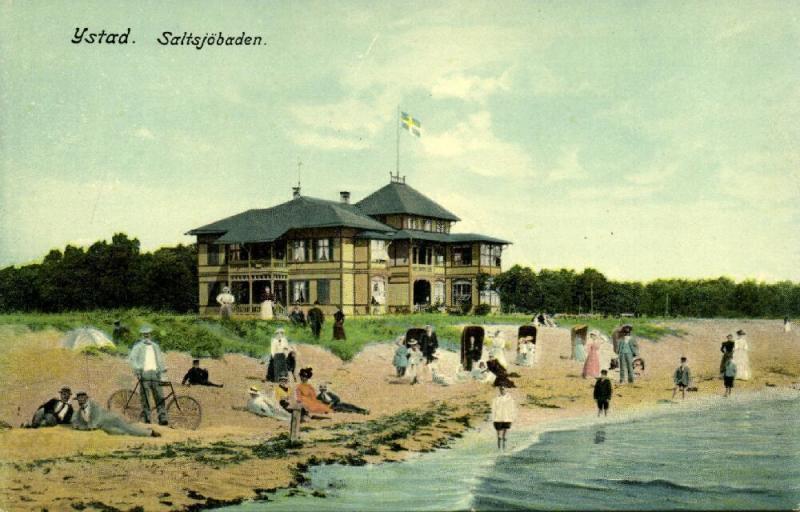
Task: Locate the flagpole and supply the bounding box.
[395,105,400,178]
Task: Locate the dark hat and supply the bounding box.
[298,367,313,379]
[60,386,72,393]
[192,359,200,363]
[113,320,121,325]
[736,329,746,335]
[75,391,88,398]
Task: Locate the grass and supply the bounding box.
[0,310,682,361]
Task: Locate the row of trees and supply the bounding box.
[0,234,197,313]
[1,235,797,317]
[491,265,800,318]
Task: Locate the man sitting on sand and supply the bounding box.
[182,359,224,388]
[246,385,291,421]
[24,386,74,428]
[72,391,160,437]
[316,382,369,415]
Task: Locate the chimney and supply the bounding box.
[340,191,350,204]
[292,186,301,199]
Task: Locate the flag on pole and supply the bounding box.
[400,111,421,137]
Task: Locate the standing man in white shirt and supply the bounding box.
[491,385,517,451]
[216,285,235,320]
[128,325,168,425]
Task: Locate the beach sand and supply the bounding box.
[1,319,798,511]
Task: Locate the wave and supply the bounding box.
[594,477,778,496]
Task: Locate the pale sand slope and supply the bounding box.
[0,319,798,511]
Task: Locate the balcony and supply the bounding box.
[228,259,288,271]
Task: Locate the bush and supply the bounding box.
[474,304,491,316]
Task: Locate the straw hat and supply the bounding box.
[248,386,260,394]
[139,325,153,334]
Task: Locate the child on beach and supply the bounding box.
[406,341,424,385]
[491,386,516,450]
[723,359,737,397]
[392,337,409,377]
[593,370,613,416]
[672,357,691,400]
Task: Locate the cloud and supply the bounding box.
[718,164,800,204]
[420,111,534,177]
[546,148,587,182]
[568,184,654,201]
[624,164,677,186]
[289,130,370,151]
[431,70,511,102]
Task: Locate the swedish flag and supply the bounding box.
[400,112,421,137]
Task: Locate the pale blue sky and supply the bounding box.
[1,1,798,281]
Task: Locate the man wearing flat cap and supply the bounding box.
[128,325,169,425]
[24,386,74,428]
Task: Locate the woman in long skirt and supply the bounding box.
[333,306,346,340]
[582,332,601,378]
[260,289,274,321]
[732,330,751,380]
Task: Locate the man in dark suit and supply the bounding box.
[289,305,306,326]
[419,325,439,364]
[316,383,369,415]
[25,386,74,428]
[181,359,223,387]
[308,301,325,340]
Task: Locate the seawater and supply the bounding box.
[222,392,800,511]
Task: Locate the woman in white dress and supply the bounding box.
[260,288,274,321]
[732,329,751,380]
[515,337,535,368]
[429,356,451,386]
[785,317,792,333]
[488,335,509,369]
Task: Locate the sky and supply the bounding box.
[1,1,798,282]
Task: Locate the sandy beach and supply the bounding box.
[1,319,798,511]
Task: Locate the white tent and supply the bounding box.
[60,327,115,351]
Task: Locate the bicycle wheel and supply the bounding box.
[107,389,142,422]
[168,395,202,430]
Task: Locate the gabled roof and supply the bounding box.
[355,182,460,221]
[187,196,393,244]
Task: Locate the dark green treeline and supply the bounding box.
[0,235,797,317]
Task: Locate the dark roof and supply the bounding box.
[187,196,393,244]
[356,229,511,244]
[355,182,460,221]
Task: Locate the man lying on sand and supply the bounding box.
[182,359,224,387]
[23,386,74,428]
[317,382,369,415]
[72,391,161,437]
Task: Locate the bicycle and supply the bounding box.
[107,378,202,430]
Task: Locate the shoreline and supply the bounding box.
[1,319,798,511]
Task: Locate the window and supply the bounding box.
[480,277,500,307]
[435,221,446,233]
[370,240,388,262]
[433,281,445,305]
[391,240,408,265]
[371,277,386,305]
[291,240,306,262]
[207,245,220,265]
[316,279,330,304]
[290,280,308,303]
[316,239,331,262]
[452,245,472,266]
[434,246,444,265]
[273,241,286,260]
[423,219,432,231]
[227,244,243,262]
[453,280,472,304]
[412,245,432,265]
[250,243,270,260]
[479,245,502,266]
[231,281,250,304]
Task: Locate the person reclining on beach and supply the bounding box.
[71,391,160,437]
[316,383,369,415]
[246,385,291,421]
[23,386,74,428]
[182,359,223,387]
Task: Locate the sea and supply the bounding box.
[221,391,800,511]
